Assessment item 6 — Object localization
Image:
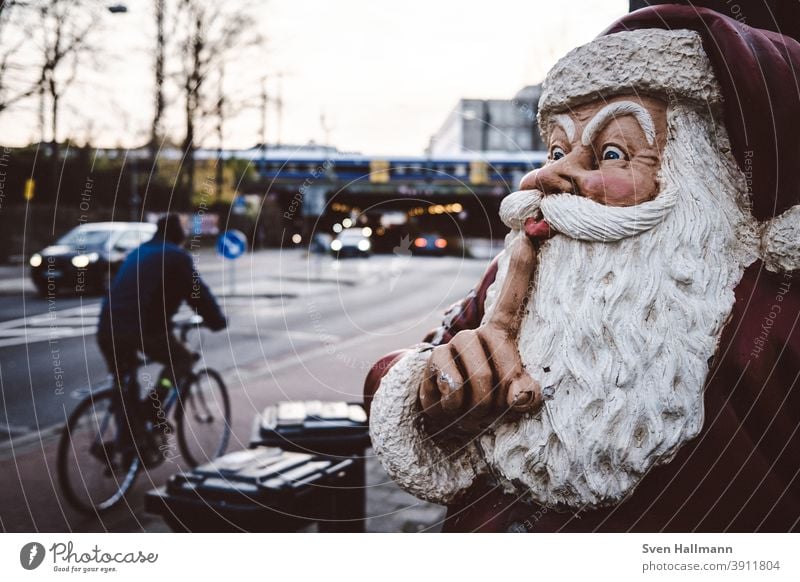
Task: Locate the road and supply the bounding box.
[0,248,495,531]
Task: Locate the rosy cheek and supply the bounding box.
[582,173,640,206]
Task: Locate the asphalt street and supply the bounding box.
[0,247,494,531]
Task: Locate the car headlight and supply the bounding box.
[357,239,371,252]
[330,240,343,251]
[29,253,43,267]
[71,252,99,268]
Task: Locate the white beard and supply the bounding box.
[481,105,759,508]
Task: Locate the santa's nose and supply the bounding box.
[520,163,576,196]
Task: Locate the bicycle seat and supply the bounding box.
[176,314,204,327]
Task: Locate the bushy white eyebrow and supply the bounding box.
[580,101,656,147]
[551,113,576,142]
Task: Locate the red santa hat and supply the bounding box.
[538,5,800,272]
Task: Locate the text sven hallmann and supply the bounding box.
[643,544,734,554]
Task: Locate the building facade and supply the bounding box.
[427,85,546,156]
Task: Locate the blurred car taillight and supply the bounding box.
[435,238,447,249]
[414,238,427,248]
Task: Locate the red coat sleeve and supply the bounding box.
[362,258,500,414]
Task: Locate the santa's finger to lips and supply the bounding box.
[420,234,542,424]
[485,234,538,334]
[484,236,541,414]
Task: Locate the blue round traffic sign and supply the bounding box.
[217,230,247,260]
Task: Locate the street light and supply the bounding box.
[105,3,140,219]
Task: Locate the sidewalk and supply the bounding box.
[138,451,447,533]
[365,452,447,532]
[0,425,447,533]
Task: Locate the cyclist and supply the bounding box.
[96,214,227,457]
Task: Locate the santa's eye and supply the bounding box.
[550,146,566,161]
[602,145,626,161]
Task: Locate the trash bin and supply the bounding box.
[249,401,370,531]
[250,400,370,454]
[144,447,358,532]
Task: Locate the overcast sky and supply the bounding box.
[3,0,628,155]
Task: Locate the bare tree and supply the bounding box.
[150,0,166,166]
[211,62,265,202]
[173,0,262,209]
[29,0,101,192]
[0,1,42,116]
[214,62,225,200]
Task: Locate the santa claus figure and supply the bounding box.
[365,5,800,532]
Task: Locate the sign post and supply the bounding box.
[24,179,35,201]
[216,230,247,295]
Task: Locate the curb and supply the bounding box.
[0,423,62,460]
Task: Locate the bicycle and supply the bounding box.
[57,315,231,514]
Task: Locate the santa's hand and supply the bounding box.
[419,235,542,433]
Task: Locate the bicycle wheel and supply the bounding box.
[175,367,231,467]
[57,388,141,514]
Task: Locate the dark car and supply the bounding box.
[29,222,157,297]
[412,233,452,257]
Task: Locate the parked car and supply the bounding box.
[29,221,157,297]
[330,227,371,258]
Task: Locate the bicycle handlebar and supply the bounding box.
[176,314,205,342]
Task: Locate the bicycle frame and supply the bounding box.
[59,315,226,514]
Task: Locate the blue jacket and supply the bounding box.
[98,236,226,337]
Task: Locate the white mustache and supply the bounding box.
[499,189,542,230]
[500,187,678,242]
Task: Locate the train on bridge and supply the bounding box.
[196,146,548,249]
